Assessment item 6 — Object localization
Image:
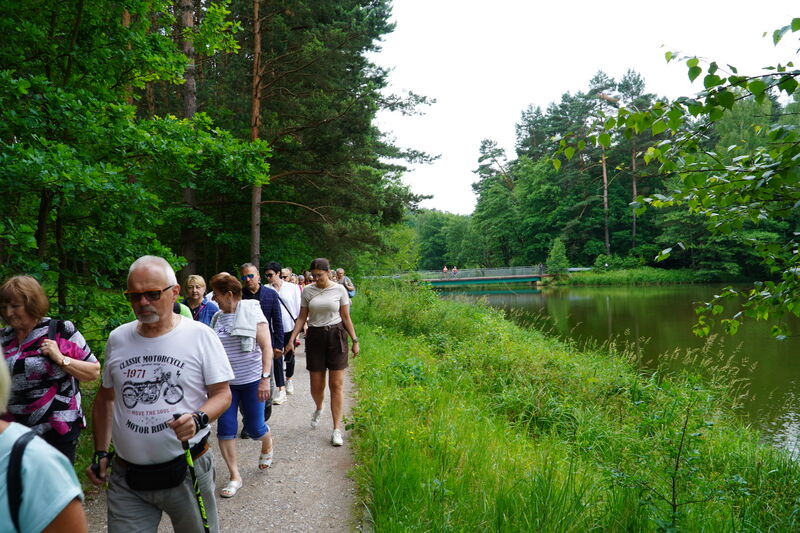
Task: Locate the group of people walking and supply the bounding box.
[0,255,359,532]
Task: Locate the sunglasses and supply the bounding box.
[265,273,274,278]
[240,273,255,281]
[124,285,174,303]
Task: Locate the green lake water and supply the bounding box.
[441,284,800,454]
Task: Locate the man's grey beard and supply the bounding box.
[137,305,160,324]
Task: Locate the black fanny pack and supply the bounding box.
[123,435,208,491]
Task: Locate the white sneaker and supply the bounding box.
[273,390,287,405]
[285,380,294,395]
[331,429,343,446]
[311,408,324,429]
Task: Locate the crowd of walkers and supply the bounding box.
[0,255,358,532]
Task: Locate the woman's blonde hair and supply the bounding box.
[0,275,49,321]
[185,275,206,289]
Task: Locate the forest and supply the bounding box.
[0,0,427,316]
[412,69,800,281]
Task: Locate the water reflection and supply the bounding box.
[441,284,800,453]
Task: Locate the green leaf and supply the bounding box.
[687,57,699,68]
[793,18,800,32]
[564,146,575,160]
[651,120,667,135]
[552,158,561,171]
[688,66,702,82]
[665,51,674,62]
[703,74,723,89]
[773,25,790,44]
[748,79,767,97]
[716,90,735,110]
[709,106,725,121]
[778,76,798,95]
[598,133,611,148]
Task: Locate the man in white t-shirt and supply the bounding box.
[265,261,301,397]
[87,256,234,533]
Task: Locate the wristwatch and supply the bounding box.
[61,356,71,367]
[192,410,209,432]
[261,372,271,379]
[93,450,114,465]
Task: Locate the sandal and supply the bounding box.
[258,451,273,470]
[220,480,242,498]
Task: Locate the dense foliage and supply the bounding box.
[0,0,425,325]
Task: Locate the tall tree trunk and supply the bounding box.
[179,0,198,278]
[35,190,53,258]
[122,9,133,104]
[55,206,67,313]
[631,145,638,249]
[602,147,611,256]
[249,0,263,267]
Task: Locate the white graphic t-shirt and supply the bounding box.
[102,316,234,464]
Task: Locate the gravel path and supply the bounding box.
[84,340,359,532]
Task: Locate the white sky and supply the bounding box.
[371,1,799,215]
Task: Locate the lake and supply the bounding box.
[441,284,800,454]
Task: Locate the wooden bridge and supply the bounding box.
[418,266,553,287]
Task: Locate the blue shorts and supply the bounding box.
[217,379,269,440]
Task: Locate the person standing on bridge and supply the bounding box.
[442,265,448,278]
[285,258,358,447]
[452,266,458,278]
[87,256,234,533]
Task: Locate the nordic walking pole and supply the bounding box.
[174,414,210,533]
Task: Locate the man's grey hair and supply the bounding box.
[128,255,178,285]
[240,262,257,272]
[336,268,344,274]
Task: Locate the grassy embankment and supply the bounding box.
[564,267,701,286]
[349,280,799,531]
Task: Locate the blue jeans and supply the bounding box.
[217,380,268,440]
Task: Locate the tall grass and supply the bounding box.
[566,267,700,286]
[349,280,800,531]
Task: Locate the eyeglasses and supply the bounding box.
[124,285,174,303]
[240,273,255,281]
[265,273,274,278]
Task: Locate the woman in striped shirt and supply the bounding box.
[209,273,273,498]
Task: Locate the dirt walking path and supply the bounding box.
[84,340,358,532]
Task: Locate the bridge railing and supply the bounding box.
[418,265,546,279]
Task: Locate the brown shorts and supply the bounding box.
[305,322,349,372]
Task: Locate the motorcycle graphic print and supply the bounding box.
[121,366,184,408]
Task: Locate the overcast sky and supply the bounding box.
[371,1,799,215]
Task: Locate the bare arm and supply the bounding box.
[40,339,100,382]
[339,304,359,357]
[86,386,114,485]
[42,498,88,533]
[169,381,232,442]
[286,307,309,351]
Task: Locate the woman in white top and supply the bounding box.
[209,273,273,498]
[286,258,358,447]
